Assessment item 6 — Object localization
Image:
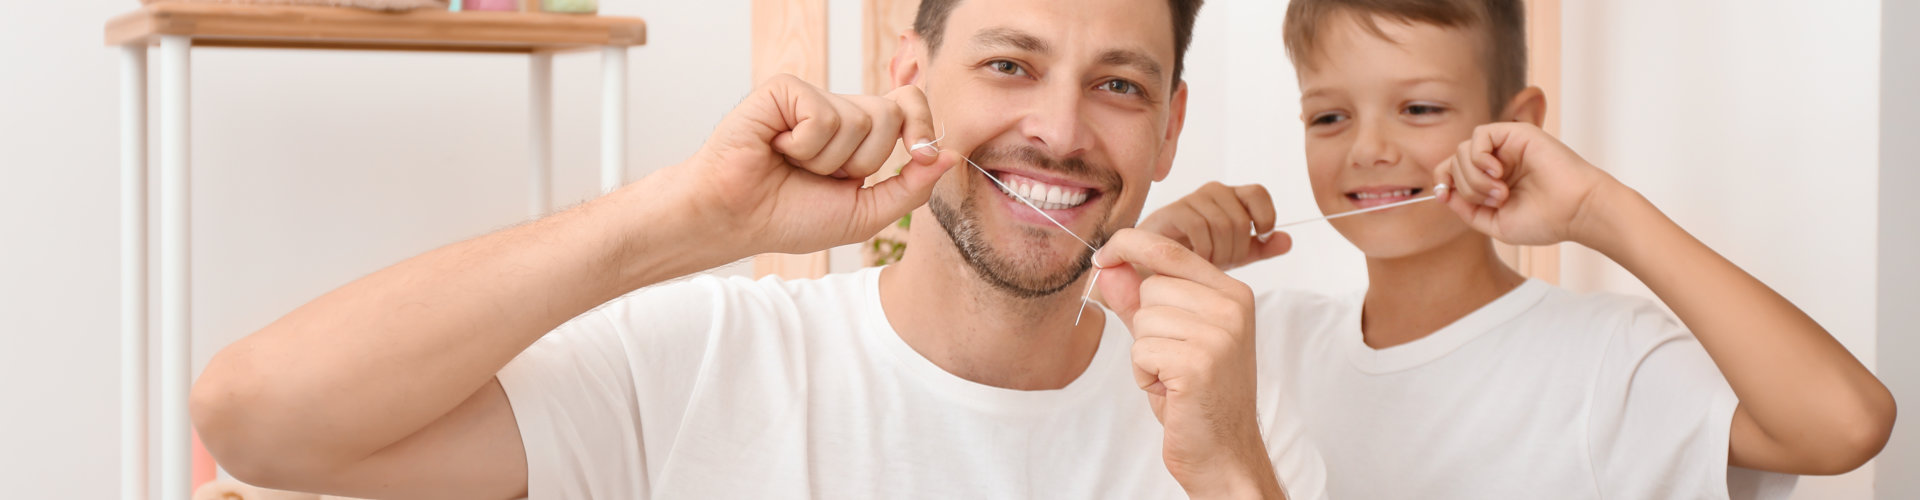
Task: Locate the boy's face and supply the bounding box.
[1295,14,1495,258]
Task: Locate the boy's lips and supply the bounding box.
[1345,185,1426,209]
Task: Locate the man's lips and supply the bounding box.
[1345,185,1426,209]
[977,167,1106,227]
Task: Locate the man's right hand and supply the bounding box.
[1136,182,1293,271]
[658,74,959,258]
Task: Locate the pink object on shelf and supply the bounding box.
[466,0,517,10]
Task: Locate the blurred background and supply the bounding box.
[1,0,1912,498]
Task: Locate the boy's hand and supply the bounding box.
[1137,182,1295,271]
[655,74,959,258]
[1431,122,1627,248]
[1095,229,1286,500]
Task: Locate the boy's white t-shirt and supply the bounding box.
[496,267,1327,499]
[1253,279,1797,499]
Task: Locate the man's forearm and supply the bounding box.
[191,173,737,472]
[1581,183,1895,473]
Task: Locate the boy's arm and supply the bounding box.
[1438,123,1896,475]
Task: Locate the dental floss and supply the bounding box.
[1256,183,1448,240]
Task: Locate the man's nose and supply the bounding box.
[1020,81,1091,160]
[1347,117,1401,169]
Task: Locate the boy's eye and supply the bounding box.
[1100,79,1141,96]
[1308,112,1347,127]
[1404,104,1448,116]
[987,60,1027,77]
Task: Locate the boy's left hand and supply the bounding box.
[1432,122,1627,247]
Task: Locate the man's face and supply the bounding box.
[1296,14,1493,259]
[911,0,1186,298]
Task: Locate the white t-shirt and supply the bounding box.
[497,267,1326,499]
[1253,279,1798,499]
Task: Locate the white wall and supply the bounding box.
[1558,1,1883,498]
[0,0,1896,498]
[0,1,748,498]
[1875,0,1918,498]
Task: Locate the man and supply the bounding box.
[191,0,1312,498]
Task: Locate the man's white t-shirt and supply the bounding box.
[1252,279,1797,499]
[497,267,1325,499]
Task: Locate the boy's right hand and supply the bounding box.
[652,74,959,258]
[1137,182,1294,271]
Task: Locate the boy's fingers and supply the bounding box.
[1250,230,1293,262]
[1233,184,1279,235]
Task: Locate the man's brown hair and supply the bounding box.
[1283,0,1526,115]
[913,0,1206,85]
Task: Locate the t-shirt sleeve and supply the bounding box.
[494,276,731,500]
[1586,297,1796,499]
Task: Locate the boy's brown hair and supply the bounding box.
[1283,0,1527,115]
[914,0,1206,84]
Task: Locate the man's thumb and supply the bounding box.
[858,151,958,228]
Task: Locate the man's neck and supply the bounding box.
[876,209,1106,391]
[1359,231,1527,349]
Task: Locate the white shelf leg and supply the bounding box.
[157,34,193,500]
[120,42,150,500]
[599,46,627,193]
[529,52,553,216]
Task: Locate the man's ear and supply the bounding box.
[1153,80,1190,182]
[1502,86,1547,127]
[890,30,927,89]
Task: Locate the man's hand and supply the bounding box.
[1430,122,1623,248]
[659,74,959,258]
[1136,182,1293,271]
[1095,229,1285,500]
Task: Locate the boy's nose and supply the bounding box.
[1348,119,1401,169]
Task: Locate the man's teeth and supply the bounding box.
[996,175,1091,210]
[1353,189,1416,200]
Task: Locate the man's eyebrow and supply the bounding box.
[1097,49,1164,82]
[972,27,1050,54]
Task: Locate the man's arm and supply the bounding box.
[190,76,955,498]
[1438,122,1897,475]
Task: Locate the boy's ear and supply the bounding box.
[890,30,926,88]
[1501,86,1548,127]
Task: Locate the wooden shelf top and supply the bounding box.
[107,4,646,54]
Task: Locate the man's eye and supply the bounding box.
[1101,79,1140,95]
[988,60,1026,76]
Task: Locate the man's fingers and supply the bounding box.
[791,97,873,176]
[1136,276,1244,340]
[856,150,958,230]
[767,82,840,168]
[1094,229,1244,294]
[888,85,939,159]
[1130,335,1186,394]
[843,97,903,179]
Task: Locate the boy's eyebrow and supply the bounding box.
[1299,76,1457,101]
[1097,49,1165,82]
[972,27,1051,54]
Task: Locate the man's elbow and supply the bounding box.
[190,348,325,489]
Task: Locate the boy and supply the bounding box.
[1134,0,1895,497]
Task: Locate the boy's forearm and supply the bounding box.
[192,172,738,470]
[1578,183,1894,473]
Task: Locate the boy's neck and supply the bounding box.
[1360,232,1527,349]
[875,210,1105,391]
